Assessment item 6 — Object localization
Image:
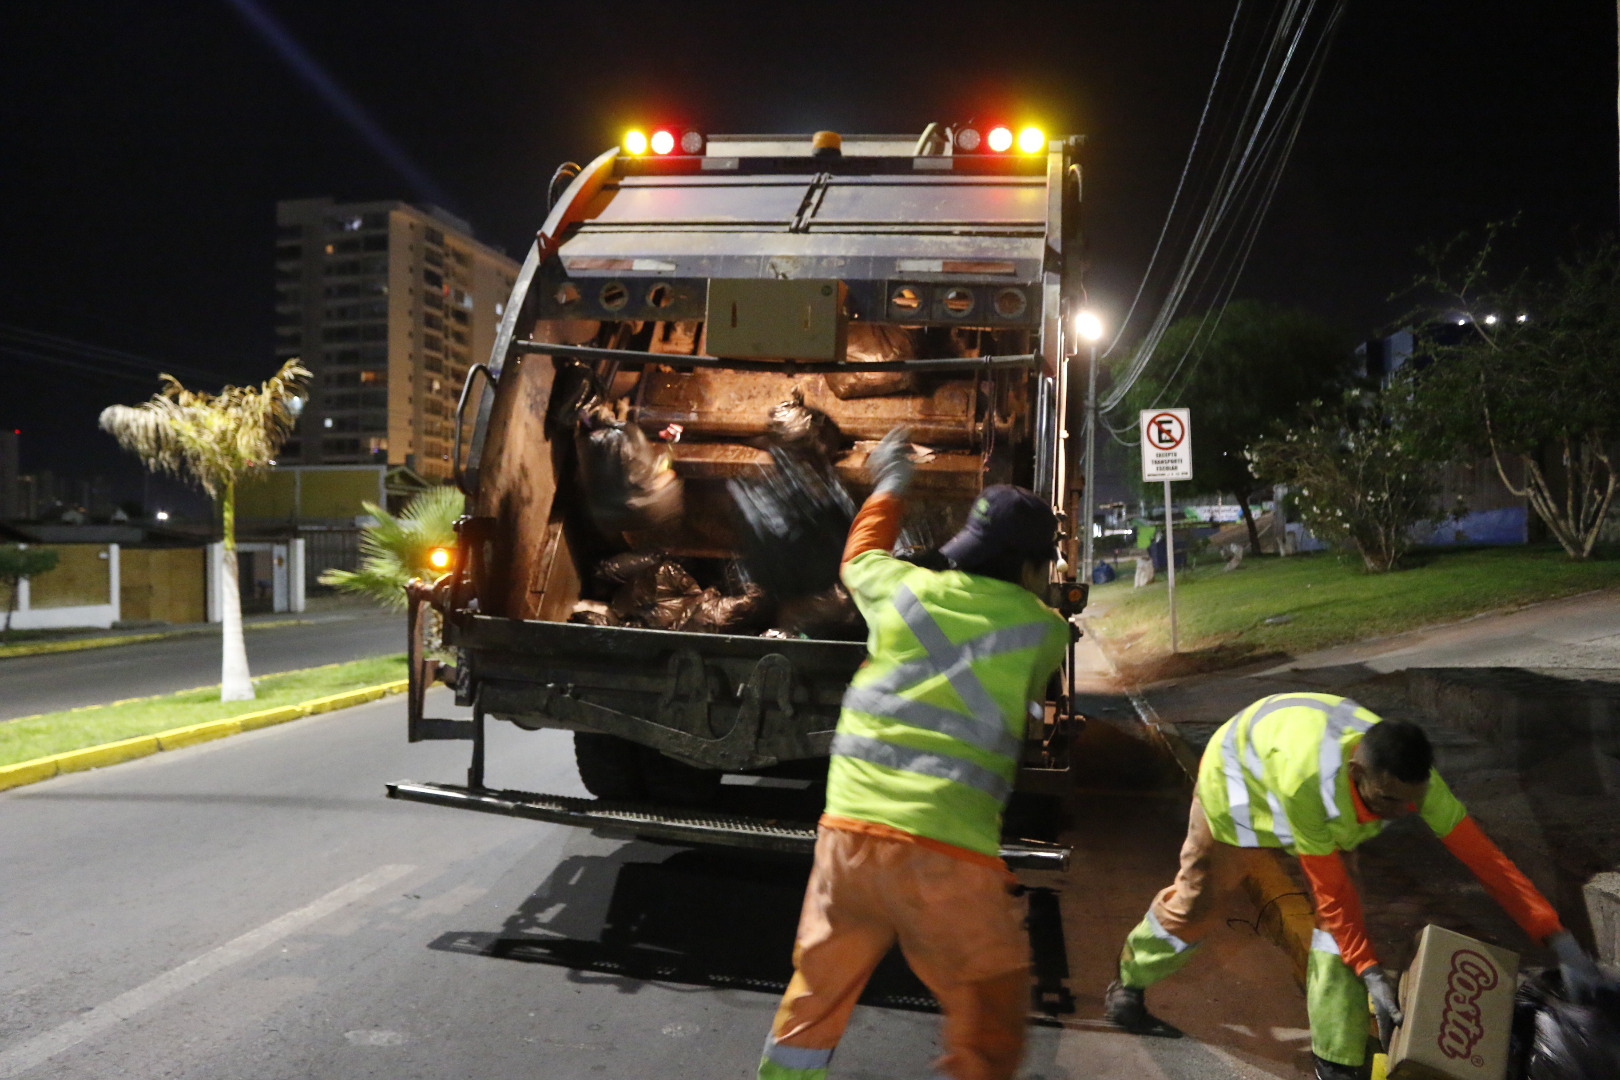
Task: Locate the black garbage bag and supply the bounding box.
[775,584,865,640]
[576,410,683,536]
[729,447,856,598]
[765,388,842,462]
[1510,968,1620,1080]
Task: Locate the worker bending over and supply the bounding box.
[1104,692,1600,1080]
[757,430,1070,1080]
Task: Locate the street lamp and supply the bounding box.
[1074,311,1105,580]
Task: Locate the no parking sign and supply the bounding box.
[1140,409,1192,482]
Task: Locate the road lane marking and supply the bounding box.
[0,863,415,1078]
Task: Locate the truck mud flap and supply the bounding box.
[386,780,1070,872]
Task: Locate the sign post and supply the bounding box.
[1140,409,1192,653]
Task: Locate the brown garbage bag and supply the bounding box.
[824,324,920,400]
[576,409,684,535]
[568,601,618,626]
[765,388,842,461]
[774,584,864,640]
[686,585,769,634]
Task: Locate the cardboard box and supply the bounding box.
[1388,924,1518,1080]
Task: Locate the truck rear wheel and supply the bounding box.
[638,747,724,808]
[573,733,647,801]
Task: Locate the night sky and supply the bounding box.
[2,1,1615,504]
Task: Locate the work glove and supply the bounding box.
[867,427,915,497]
[1548,930,1604,1003]
[1362,965,1404,1052]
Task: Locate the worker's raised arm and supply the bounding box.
[841,428,915,567]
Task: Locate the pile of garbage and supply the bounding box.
[570,389,867,640]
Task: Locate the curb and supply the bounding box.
[1083,615,1317,988]
[0,679,408,794]
[0,617,322,661]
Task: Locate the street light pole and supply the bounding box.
[1082,340,1098,577]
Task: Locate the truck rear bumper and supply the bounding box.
[386,780,1070,872]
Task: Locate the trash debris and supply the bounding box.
[576,408,684,536]
[765,388,842,463]
[775,584,864,640]
[568,600,617,626]
[1511,968,1620,1080]
[594,553,767,634]
[729,446,856,598]
[824,325,920,400]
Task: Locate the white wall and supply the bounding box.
[7,543,120,631]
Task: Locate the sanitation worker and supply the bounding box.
[1103,693,1601,1080]
[757,429,1070,1080]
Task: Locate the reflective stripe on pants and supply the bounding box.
[1307,939,1372,1068]
[1118,797,1275,987]
[761,826,1029,1080]
[1116,798,1373,1067]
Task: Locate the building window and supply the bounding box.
[423,268,443,289]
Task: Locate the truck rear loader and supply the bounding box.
[388,125,1090,870]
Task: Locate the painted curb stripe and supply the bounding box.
[0,679,408,794]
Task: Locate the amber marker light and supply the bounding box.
[623,130,648,155]
[986,126,1014,152]
[428,547,452,571]
[650,129,675,155]
[1017,126,1046,153]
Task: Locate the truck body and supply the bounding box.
[391,128,1087,867]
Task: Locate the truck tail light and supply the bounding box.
[679,129,705,154]
[1017,126,1046,153]
[650,130,675,155]
[986,126,1014,153]
[623,130,648,155]
[954,126,982,152]
[427,546,453,571]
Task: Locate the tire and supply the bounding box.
[637,746,724,808]
[573,732,647,801]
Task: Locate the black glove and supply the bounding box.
[1549,930,1604,1003]
[1362,965,1404,1052]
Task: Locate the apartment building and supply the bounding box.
[273,198,519,481]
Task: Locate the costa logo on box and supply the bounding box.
[1437,949,1500,1061]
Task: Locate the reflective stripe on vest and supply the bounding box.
[1219,695,1371,848]
[830,732,1013,802]
[836,584,1048,790]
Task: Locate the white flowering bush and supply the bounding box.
[1247,392,1442,572]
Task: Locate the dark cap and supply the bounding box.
[939,485,1057,570]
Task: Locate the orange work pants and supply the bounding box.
[763,825,1030,1080]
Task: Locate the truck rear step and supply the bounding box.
[386,780,1069,872]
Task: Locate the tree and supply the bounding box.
[1404,231,1620,559]
[0,544,60,644]
[1112,300,1357,554]
[100,361,309,700]
[1248,391,1443,572]
[319,487,464,610]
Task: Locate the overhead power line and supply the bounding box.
[1099,0,1350,432]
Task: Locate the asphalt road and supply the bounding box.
[0,688,1312,1080]
[0,611,405,720]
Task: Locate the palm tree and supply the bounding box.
[100,360,309,701]
[319,486,464,610]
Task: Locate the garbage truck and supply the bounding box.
[388,124,1090,870]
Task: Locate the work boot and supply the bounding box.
[1311,1054,1370,1080]
[1102,980,1182,1038]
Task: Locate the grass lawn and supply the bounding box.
[1085,545,1620,681]
[0,654,407,766]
